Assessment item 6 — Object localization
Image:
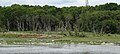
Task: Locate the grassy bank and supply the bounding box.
[0,31,120,45]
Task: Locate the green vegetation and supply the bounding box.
[0,3,120,34]
[0,3,120,45]
[0,32,120,45]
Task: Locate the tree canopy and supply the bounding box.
[0,3,120,34]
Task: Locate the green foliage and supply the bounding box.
[0,34,18,38]
[78,32,87,37]
[0,3,120,37]
[79,10,120,34]
[95,3,118,10]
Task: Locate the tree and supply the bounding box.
[95,3,119,10]
[0,3,120,34]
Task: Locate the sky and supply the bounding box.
[0,0,120,7]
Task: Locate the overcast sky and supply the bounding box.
[0,0,120,7]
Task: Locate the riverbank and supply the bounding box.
[0,32,120,45]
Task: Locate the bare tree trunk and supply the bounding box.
[92,24,96,33]
[7,19,10,31]
[22,22,25,31]
[32,17,35,31]
[28,18,32,31]
[35,22,39,31]
[17,20,20,31]
[100,26,104,34]
[17,21,19,31]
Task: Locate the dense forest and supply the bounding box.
[0,3,120,34]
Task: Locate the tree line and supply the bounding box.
[0,3,120,34]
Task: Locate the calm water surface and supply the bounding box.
[0,44,120,54]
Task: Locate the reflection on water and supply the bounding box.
[0,44,120,54]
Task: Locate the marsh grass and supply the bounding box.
[0,31,120,45]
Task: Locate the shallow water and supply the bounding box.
[0,44,120,54]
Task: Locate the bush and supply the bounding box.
[78,32,87,37]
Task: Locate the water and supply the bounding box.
[0,44,120,54]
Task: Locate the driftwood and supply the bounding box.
[18,34,63,39]
[18,34,47,39]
